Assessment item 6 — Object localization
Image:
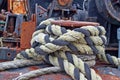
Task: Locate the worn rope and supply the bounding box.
[21,24,106,59]
[44,55,88,80]
[14,48,43,61]
[0,19,120,80]
[13,67,62,80]
[14,19,104,80]
[0,60,43,71]
[44,52,102,80]
[97,53,120,66]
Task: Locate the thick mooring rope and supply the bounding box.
[44,52,101,80]
[97,53,120,66]
[44,54,88,80]
[14,19,104,80]
[0,19,120,80]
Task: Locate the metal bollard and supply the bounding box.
[117,28,120,70]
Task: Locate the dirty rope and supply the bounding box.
[0,19,120,80]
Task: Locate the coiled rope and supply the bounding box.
[44,52,101,80]
[0,19,120,80]
[15,19,104,80]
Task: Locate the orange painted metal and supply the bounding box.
[20,21,35,50]
[8,0,27,14]
[58,0,73,6]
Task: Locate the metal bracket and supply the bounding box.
[0,47,17,60]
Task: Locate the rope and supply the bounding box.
[29,23,106,56]
[14,48,43,61]
[55,51,96,67]
[13,67,62,80]
[44,52,101,80]
[15,20,106,59]
[97,53,120,66]
[0,60,43,71]
[0,19,120,80]
[14,19,104,80]
[44,54,87,80]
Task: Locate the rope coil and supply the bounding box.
[15,19,104,80]
[0,19,120,80]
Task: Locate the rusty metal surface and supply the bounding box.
[51,20,99,27]
[0,63,72,80]
[8,0,27,14]
[94,62,120,80]
[93,61,120,80]
[95,0,120,25]
[0,71,72,80]
[20,21,35,50]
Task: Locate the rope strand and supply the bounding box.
[14,67,62,80]
[0,19,119,80]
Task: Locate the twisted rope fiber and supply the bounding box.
[0,19,120,80]
[13,55,95,80]
[14,67,62,80]
[44,54,88,80]
[15,20,106,60]
[97,53,120,66]
[38,20,120,67]
[44,51,101,80]
[15,19,105,80]
[15,19,106,60]
[4,19,103,79]
[30,23,106,56]
[0,60,43,71]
